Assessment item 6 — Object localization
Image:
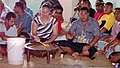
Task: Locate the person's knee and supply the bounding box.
[60,46,73,55]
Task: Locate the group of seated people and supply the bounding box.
[0,0,120,66]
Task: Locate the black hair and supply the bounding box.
[54,4,63,12]
[15,2,24,10]
[5,12,16,20]
[108,52,120,59]
[108,52,120,63]
[105,2,113,8]
[115,8,120,11]
[82,0,91,7]
[19,0,26,5]
[97,0,104,2]
[95,0,104,6]
[40,2,52,9]
[79,7,89,13]
[18,32,30,43]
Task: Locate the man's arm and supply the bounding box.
[0,32,16,41]
[31,21,39,41]
[103,35,113,42]
[103,38,117,52]
[44,22,58,43]
[90,20,101,46]
[90,36,100,46]
[100,27,108,34]
[17,25,24,34]
[66,31,75,40]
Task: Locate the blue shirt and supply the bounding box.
[27,7,33,18]
[70,17,101,43]
[15,11,32,33]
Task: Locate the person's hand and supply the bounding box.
[66,32,75,40]
[0,32,5,36]
[44,40,49,44]
[17,25,24,34]
[34,36,40,42]
[110,45,116,52]
[104,44,109,51]
[103,45,109,55]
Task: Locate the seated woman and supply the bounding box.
[31,3,58,44]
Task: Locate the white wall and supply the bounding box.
[3,0,44,16]
[60,0,78,22]
[60,0,72,22]
[3,0,120,22]
[61,0,120,22]
[114,0,120,8]
[90,0,117,9]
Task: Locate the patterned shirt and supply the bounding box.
[111,22,120,37]
[34,16,57,39]
[70,17,101,43]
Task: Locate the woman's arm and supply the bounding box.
[44,23,58,43]
[30,21,39,40]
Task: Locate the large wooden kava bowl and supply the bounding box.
[25,43,58,64]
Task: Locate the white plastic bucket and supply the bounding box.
[7,38,25,65]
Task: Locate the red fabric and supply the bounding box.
[57,18,62,33]
[116,38,120,43]
[94,11,104,21]
[51,15,62,33]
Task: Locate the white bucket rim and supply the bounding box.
[7,38,26,41]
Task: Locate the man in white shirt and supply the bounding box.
[0,12,17,60]
[0,12,17,41]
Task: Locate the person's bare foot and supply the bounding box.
[72,52,79,58]
[102,51,107,55]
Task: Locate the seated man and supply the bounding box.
[100,32,120,58]
[98,8,120,58]
[94,0,104,21]
[19,0,33,17]
[0,12,18,40]
[53,40,97,59]
[80,0,96,18]
[52,4,66,35]
[53,7,100,59]
[14,2,32,34]
[0,12,17,60]
[98,2,116,37]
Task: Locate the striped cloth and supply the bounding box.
[34,16,57,39]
